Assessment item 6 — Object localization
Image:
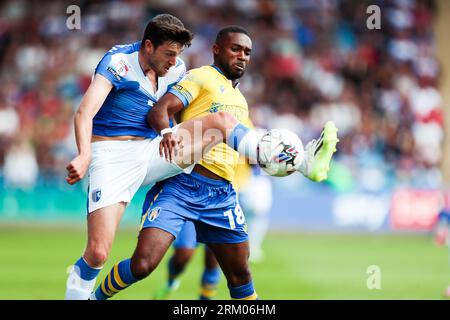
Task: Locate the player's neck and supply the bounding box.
[211,64,239,88]
[138,50,158,91]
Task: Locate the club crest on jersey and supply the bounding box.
[115,59,129,77]
[275,146,299,163]
[92,188,102,203]
[148,207,161,222]
[219,85,225,93]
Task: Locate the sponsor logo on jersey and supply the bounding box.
[148,207,161,222]
[173,84,193,103]
[208,103,247,120]
[92,188,102,203]
[209,102,222,113]
[107,67,121,81]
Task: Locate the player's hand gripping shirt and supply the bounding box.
[94,42,185,138]
[168,65,251,181]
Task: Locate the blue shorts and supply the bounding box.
[140,172,248,244]
[173,221,198,249]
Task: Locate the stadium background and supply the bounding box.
[0,0,449,299]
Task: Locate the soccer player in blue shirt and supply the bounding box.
[64,14,194,300]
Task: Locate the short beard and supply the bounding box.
[221,63,245,80]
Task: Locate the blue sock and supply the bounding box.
[228,281,258,300]
[199,267,221,300]
[74,257,100,281]
[228,123,250,150]
[227,123,258,162]
[94,258,138,300]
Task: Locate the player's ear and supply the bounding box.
[145,39,155,54]
[212,43,220,55]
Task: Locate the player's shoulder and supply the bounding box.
[97,42,140,68]
[105,42,140,57]
[188,65,216,76]
[164,57,186,83]
[182,65,216,83]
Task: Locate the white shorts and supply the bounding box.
[87,135,194,213]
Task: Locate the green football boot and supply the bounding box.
[297,121,339,182]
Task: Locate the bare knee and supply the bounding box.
[130,255,159,280]
[226,266,252,287]
[83,245,110,268]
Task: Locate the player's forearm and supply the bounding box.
[148,93,184,134]
[148,104,171,134]
[74,108,93,158]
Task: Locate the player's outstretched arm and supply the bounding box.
[66,74,113,185]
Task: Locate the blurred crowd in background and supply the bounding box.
[0,0,444,193]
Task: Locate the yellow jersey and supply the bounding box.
[233,157,253,192]
[169,65,250,182]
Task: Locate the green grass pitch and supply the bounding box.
[0,224,448,299]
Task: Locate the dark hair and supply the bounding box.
[142,14,193,49]
[215,25,250,44]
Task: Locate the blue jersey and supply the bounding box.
[93,42,186,138]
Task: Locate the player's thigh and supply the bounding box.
[175,112,238,166]
[87,140,150,213]
[142,133,194,183]
[138,191,192,266]
[177,111,238,138]
[86,202,127,250]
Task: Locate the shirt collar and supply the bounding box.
[210,64,240,88]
